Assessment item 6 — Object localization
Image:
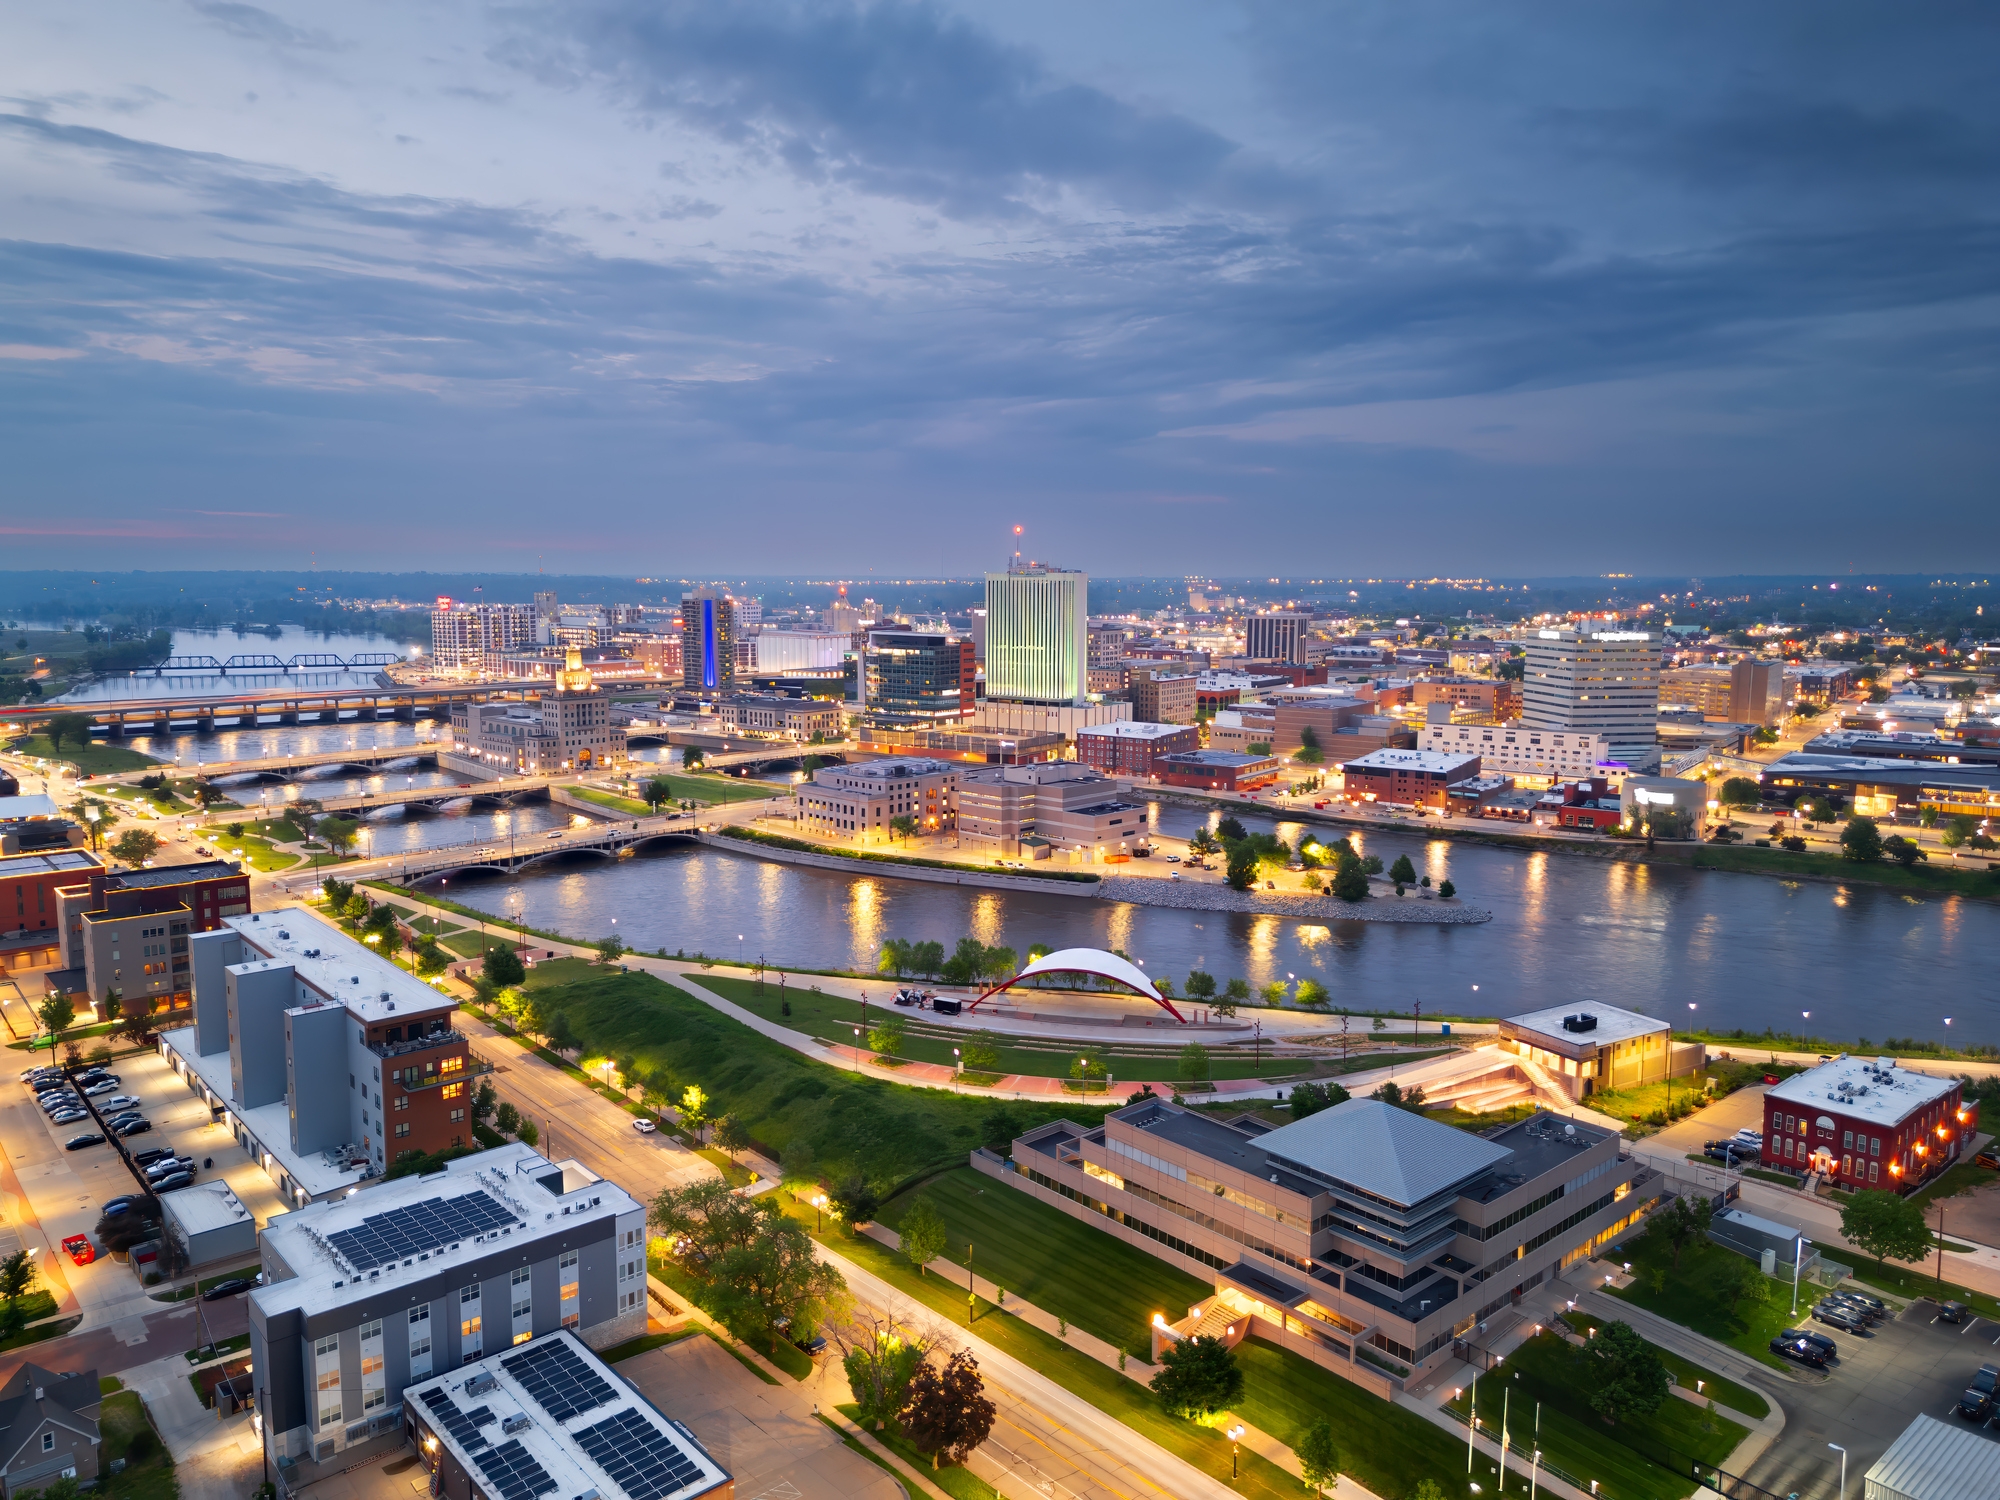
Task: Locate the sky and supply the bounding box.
[3,1,1997,576]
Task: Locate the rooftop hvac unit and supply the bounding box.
[1560,1014,1598,1034]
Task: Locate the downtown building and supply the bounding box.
[862,630,976,727]
[679,588,736,696]
[795,757,960,845]
[430,601,537,672]
[958,761,1148,860]
[1418,723,1618,786]
[1761,1055,1973,1193]
[1244,611,1313,665]
[1521,628,1662,772]
[984,564,1088,706]
[159,908,489,1205]
[249,1143,649,1476]
[449,652,622,773]
[48,859,250,1013]
[1002,1097,1654,1398]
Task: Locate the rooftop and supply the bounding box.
[1767,1055,1959,1127]
[160,1178,254,1236]
[1863,1414,2000,1500]
[112,859,244,890]
[227,907,452,1024]
[1076,720,1199,740]
[0,848,99,877]
[0,794,62,821]
[1343,749,1482,773]
[1157,750,1277,767]
[163,1024,367,1200]
[1502,1003,1667,1047]
[1118,1104,1322,1197]
[1253,1099,1514,1208]
[254,1142,641,1315]
[405,1330,729,1500]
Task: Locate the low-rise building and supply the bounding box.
[1532,777,1623,831]
[0,847,99,981]
[1075,720,1201,777]
[0,1362,101,1498]
[1619,775,1710,837]
[250,1144,649,1474]
[1204,706,1275,752]
[713,693,842,740]
[52,859,250,1013]
[0,795,82,856]
[959,762,1147,859]
[1409,677,1520,722]
[1004,1096,1654,1398]
[1498,1003,1697,1101]
[1419,724,1618,786]
[1154,750,1281,792]
[1125,667,1198,725]
[160,1178,257,1270]
[795,757,959,845]
[1340,749,1481,809]
[1762,1055,1972,1191]
[1442,776,1534,821]
[160,907,489,1203]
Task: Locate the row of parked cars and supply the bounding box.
[1766,1287,1892,1368]
[21,1064,195,1189]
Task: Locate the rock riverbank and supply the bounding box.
[1097,876,1492,924]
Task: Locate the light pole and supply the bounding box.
[811,1193,826,1233]
[1828,1442,1846,1500]
[1228,1425,1243,1480]
[953,1047,961,1093]
[853,1026,861,1073]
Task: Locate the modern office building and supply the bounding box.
[1761,1055,1972,1191]
[1075,720,1201,777]
[795,758,960,845]
[249,1144,649,1475]
[450,652,620,773]
[1002,1096,1654,1397]
[49,859,249,1012]
[1497,1003,1695,1101]
[1757,751,2000,820]
[1521,628,1662,771]
[159,908,488,1204]
[1408,678,1521,723]
[863,630,976,726]
[1245,612,1312,665]
[1125,667,1198,725]
[679,589,736,696]
[1419,723,1618,786]
[431,601,537,671]
[1,847,100,981]
[754,629,846,674]
[1618,775,1710,836]
[984,564,1088,705]
[958,762,1147,859]
[1339,749,1482,809]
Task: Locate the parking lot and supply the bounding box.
[1745,1295,2000,1497]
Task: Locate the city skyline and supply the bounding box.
[5,3,1997,575]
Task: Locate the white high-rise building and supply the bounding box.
[984,564,1087,705]
[429,600,536,670]
[1245,611,1311,665]
[1521,628,1662,771]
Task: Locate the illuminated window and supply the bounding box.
[442,1082,465,1100]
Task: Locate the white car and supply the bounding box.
[83,1080,117,1096]
[631,1119,657,1135]
[104,1095,142,1110]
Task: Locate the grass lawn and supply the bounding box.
[204,830,299,871]
[1447,1331,1745,1500]
[1231,1337,1477,1500]
[792,1207,1300,1500]
[486,964,1102,1189]
[0,1315,80,1354]
[1908,1157,1993,1209]
[7,733,160,774]
[600,1328,699,1363]
[1589,1059,1794,1132]
[879,1165,1211,1353]
[1603,1237,1802,1371]
[837,1405,989,1500]
[1662,839,2000,902]
[442,930,509,959]
[2,1291,61,1325]
[633,769,783,807]
[569,785,653,816]
[96,1387,176,1500]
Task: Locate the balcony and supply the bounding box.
[369,1028,468,1061]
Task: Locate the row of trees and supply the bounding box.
[877,937,1018,985]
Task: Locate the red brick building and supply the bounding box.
[1075,720,1201,777]
[1538,777,1622,830]
[1340,749,1481,809]
[1,848,101,980]
[1762,1055,1973,1192]
[1154,749,1281,792]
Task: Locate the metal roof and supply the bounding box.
[1255,1099,1513,1208]
[1864,1413,2000,1500]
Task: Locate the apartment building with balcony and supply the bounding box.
[1000,1096,1654,1398]
[49,859,249,1013]
[158,908,490,1207]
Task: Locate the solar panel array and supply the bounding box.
[471,1438,558,1500]
[501,1338,617,1423]
[419,1389,494,1455]
[327,1192,516,1271]
[572,1409,707,1500]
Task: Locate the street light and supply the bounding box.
[1228,1425,1244,1480]
[1828,1442,1846,1500]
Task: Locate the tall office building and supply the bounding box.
[1730,658,1785,726]
[678,588,735,695]
[863,630,975,726]
[984,564,1088,706]
[1521,627,1662,771]
[1245,611,1312,665]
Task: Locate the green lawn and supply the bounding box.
[1232,1337,1477,1500]
[698,975,1389,1084]
[205,830,299,871]
[480,964,1106,1190]
[569,785,653,816]
[442,930,509,959]
[1445,1332,1746,1500]
[600,1328,699,1364]
[95,1388,176,1500]
[0,1314,81,1353]
[791,1208,1301,1500]
[623,769,784,807]
[1603,1236,1802,1371]
[6,733,159,774]
[1654,839,2000,901]
[879,1165,1210,1353]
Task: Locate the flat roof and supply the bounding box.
[1076,721,1198,739]
[162,1024,367,1200]
[1767,1055,1958,1128]
[1343,749,1481,773]
[161,1178,255,1236]
[1503,1003,1667,1046]
[0,848,99,878]
[1157,750,1275,767]
[254,1142,641,1316]
[406,1330,729,1500]
[115,859,244,889]
[0,794,62,821]
[1119,1106,1323,1198]
[1254,1099,1514,1208]
[1761,753,2000,791]
[227,907,452,1024]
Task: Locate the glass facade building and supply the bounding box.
[678,588,735,695]
[984,564,1088,705]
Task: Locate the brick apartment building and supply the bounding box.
[1075,721,1201,777]
[1154,750,1281,792]
[52,859,250,1013]
[1762,1056,1972,1192]
[0,848,100,981]
[1340,749,1481,809]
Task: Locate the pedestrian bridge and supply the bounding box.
[385,817,700,883]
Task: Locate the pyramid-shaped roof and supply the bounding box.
[1254,1098,1513,1207]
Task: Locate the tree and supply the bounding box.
[108,828,161,867]
[1646,1195,1712,1269]
[1438,879,1457,899]
[942,936,988,985]
[1224,843,1258,891]
[1149,1334,1243,1421]
[1332,858,1370,901]
[1839,1188,1931,1270]
[1294,978,1330,1009]
[482,944,525,987]
[714,1114,750,1163]
[878,938,912,978]
[902,1351,997,1470]
[910,939,945,978]
[118,994,155,1047]
[1361,854,1383,875]
[493,1101,521,1136]
[317,815,360,855]
[1583,1321,1670,1425]
[516,1118,540,1148]
[980,945,1018,982]
[40,712,92,754]
[1883,835,1927,868]
[898,1197,948,1275]
[1216,978,1248,1017]
[595,933,626,965]
[1388,854,1417,884]
[1290,1081,1348,1119]
[678,1084,710,1142]
[1719,777,1761,808]
[1840,815,1884,862]
[1258,980,1289,1006]
[471,1079,497,1126]
[0,1250,37,1333]
[1187,828,1219,858]
[961,1031,1002,1072]
[980,1107,1022,1153]
[643,774,675,810]
[545,1010,579,1055]
[1721,1256,1772,1315]
[35,991,74,1056]
[867,1017,907,1056]
[837,1315,929,1430]
[1177,1042,1211,1082]
[1183,970,1217,1001]
[1371,1079,1427,1112]
[682,746,706,771]
[1297,1417,1341,1498]
[1215,816,1247,842]
[1070,1049,1108,1088]
[890,814,918,843]
[830,1171,879,1227]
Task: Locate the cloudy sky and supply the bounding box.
[4,1,1996,576]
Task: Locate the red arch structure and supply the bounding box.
[970,946,1186,1023]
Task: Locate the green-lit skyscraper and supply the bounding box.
[983,563,1087,706]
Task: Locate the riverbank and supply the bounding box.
[702,826,1106,896]
[1096,875,1492,924]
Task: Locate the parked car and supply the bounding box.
[1769,1335,1830,1369]
[50,1109,90,1126]
[75,1070,115,1086]
[1835,1288,1888,1315]
[131,1147,177,1168]
[105,1112,143,1129]
[145,1158,193,1181]
[104,1095,141,1110]
[1941,1301,1972,1325]
[1813,1302,1869,1333]
[1959,1364,2000,1422]
[82,1080,117,1097]
[115,1119,154,1137]
[1703,1141,1756,1166]
[60,1235,95,1266]
[152,1171,195,1193]
[1824,1292,1885,1322]
[632,1119,656,1134]
[1780,1327,1838,1358]
[202,1278,256,1301]
[102,1196,143,1218]
[64,1132,106,1151]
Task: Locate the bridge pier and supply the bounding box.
[393,704,417,722]
[195,715,218,735]
[277,709,298,725]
